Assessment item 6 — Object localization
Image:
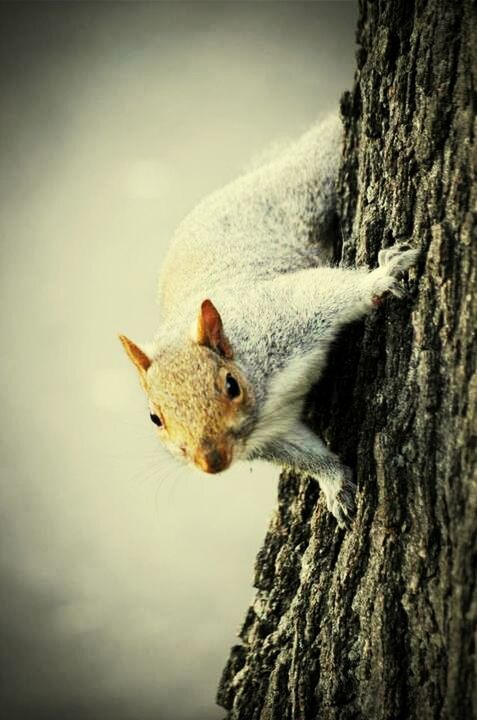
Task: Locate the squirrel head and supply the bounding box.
[119,300,255,473]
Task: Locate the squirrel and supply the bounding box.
[119,113,419,528]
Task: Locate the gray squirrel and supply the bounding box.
[120,113,418,528]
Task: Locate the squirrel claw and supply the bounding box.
[335,486,356,530]
[325,468,356,529]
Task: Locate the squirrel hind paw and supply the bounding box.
[334,480,357,530]
[323,468,356,529]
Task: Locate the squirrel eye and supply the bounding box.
[150,413,162,427]
[225,373,241,400]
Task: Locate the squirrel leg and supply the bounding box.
[330,245,420,323]
[308,244,420,330]
[253,422,356,529]
[255,244,419,345]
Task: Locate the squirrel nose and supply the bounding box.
[195,445,231,474]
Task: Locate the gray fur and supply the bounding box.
[150,113,419,528]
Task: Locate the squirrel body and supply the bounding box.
[120,114,418,527]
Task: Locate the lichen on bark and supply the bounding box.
[217,1,476,718]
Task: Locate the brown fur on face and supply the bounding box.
[120,300,255,472]
[145,343,254,472]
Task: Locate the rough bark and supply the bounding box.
[217,1,476,719]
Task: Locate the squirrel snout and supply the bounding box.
[194,444,232,474]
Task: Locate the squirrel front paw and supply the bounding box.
[371,244,419,302]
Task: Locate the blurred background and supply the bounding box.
[0,2,357,718]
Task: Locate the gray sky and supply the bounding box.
[0,2,357,718]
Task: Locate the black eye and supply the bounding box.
[225,373,241,399]
[150,413,162,427]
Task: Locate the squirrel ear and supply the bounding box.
[118,335,152,376]
[194,299,234,359]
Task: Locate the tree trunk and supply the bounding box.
[217,1,476,718]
